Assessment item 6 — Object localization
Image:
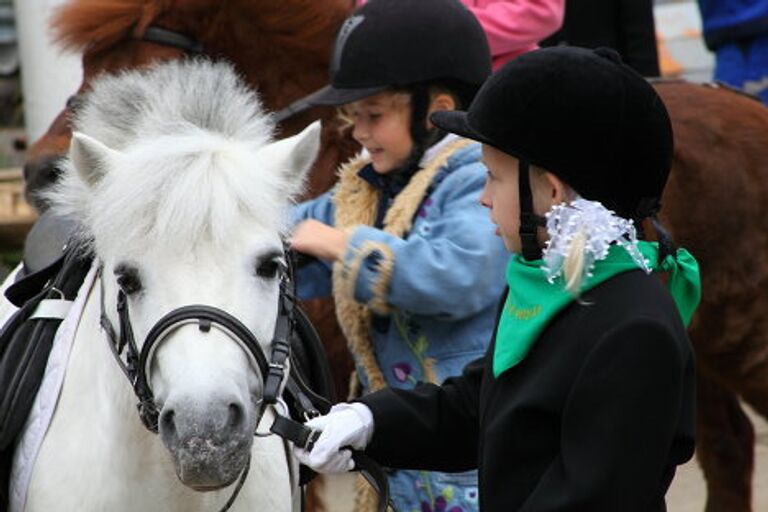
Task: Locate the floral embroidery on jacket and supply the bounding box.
[415,473,466,512]
[392,312,438,384]
[417,197,434,218]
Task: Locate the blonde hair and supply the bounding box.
[335,85,461,135]
[563,228,588,294]
[336,90,411,134]
[530,167,585,294]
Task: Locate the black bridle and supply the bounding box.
[98,248,394,512]
[140,26,205,55]
[99,281,285,432]
[98,254,299,511]
[98,246,303,427]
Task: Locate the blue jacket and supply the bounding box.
[293,139,508,512]
[698,0,768,49]
[294,139,507,388]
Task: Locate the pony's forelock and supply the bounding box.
[46,60,301,258]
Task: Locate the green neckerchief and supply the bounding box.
[493,241,701,377]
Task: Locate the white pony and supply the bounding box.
[13,60,320,511]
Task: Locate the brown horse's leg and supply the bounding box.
[696,371,754,512]
[740,383,768,423]
[304,477,326,512]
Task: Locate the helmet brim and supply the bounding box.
[304,84,389,107]
[430,110,495,147]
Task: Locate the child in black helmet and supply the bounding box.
[295,46,702,511]
[290,0,508,510]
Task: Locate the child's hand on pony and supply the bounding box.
[290,219,348,262]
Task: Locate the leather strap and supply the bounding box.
[140,26,204,54]
[5,254,65,307]
[518,159,546,261]
[269,414,394,512]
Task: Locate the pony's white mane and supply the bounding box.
[46,60,302,256]
[74,58,273,150]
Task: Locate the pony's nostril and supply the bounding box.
[160,409,176,435]
[228,403,244,429]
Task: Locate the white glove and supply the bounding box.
[293,402,374,474]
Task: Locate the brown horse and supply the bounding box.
[21,1,768,510]
[655,81,768,512]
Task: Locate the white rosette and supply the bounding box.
[542,198,651,291]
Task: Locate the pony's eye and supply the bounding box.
[114,264,142,295]
[66,94,84,113]
[256,260,279,279]
[256,255,284,279]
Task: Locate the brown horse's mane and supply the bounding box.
[51,0,171,53]
[51,0,351,59]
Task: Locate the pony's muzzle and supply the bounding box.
[158,394,254,490]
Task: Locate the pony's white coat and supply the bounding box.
[19,60,319,511]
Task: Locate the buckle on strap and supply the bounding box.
[269,410,394,512]
[264,338,291,404]
[270,414,320,450]
[263,363,286,405]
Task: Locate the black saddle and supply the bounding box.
[18,211,78,278]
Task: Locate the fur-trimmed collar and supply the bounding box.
[331,137,474,392]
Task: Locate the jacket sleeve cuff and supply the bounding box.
[335,226,396,315]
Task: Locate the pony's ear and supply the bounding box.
[70,131,120,186]
[259,121,321,197]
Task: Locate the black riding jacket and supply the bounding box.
[360,270,695,511]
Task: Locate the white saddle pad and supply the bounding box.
[8,265,96,512]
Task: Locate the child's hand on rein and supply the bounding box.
[290,219,348,262]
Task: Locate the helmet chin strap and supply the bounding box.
[518,158,547,261]
[401,84,446,171]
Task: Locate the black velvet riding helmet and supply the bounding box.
[306,0,491,108]
[431,46,674,259]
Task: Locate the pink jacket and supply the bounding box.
[462,0,564,69]
[357,0,565,69]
